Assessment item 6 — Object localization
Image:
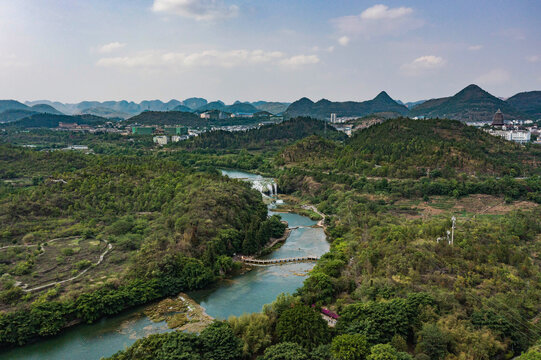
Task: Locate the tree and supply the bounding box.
[227,313,272,357]
[155,332,202,360]
[367,344,398,360]
[275,305,330,349]
[330,334,370,360]
[262,293,300,323]
[415,324,449,360]
[311,344,332,360]
[301,272,334,304]
[367,344,413,360]
[261,342,309,360]
[200,321,243,360]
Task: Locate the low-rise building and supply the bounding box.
[153,135,168,145]
[231,112,254,118]
[164,126,188,135]
[200,110,230,120]
[132,126,155,135]
[486,129,531,144]
[171,135,189,142]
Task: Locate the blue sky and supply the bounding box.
[0,0,540,103]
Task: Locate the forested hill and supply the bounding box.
[127,111,205,127]
[409,84,523,121]
[279,118,541,178]
[4,113,108,128]
[506,90,541,119]
[0,146,287,346]
[181,117,346,151]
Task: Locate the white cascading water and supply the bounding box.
[250,179,277,197]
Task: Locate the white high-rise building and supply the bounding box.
[330,113,337,123]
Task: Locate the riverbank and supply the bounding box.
[144,292,213,333]
[0,169,329,360]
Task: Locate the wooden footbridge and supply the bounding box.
[240,255,319,266]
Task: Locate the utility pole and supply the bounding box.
[451,216,456,246]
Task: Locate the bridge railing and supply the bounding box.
[240,256,319,265]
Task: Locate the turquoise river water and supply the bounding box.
[0,169,329,360]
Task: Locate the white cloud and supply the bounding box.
[475,68,510,85]
[526,55,539,63]
[312,46,335,52]
[152,0,239,21]
[97,49,318,69]
[401,55,445,75]
[338,36,350,46]
[499,28,525,40]
[331,4,422,37]
[360,4,413,20]
[98,42,126,53]
[280,55,320,67]
[0,53,29,68]
[468,44,483,51]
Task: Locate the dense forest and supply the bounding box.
[0,146,285,346]
[3,113,109,128]
[127,110,278,128]
[0,116,540,359]
[181,117,346,151]
[278,118,541,179]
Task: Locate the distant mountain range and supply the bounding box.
[284,91,409,119]
[0,101,64,123]
[1,85,540,125]
[395,99,427,109]
[18,98,291,120]
[283,85,541,122]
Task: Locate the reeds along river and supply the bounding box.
[0,170,329,360]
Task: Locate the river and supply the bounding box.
[0,169,328,360]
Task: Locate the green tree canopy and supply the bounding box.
[330,334,370,360]
[260,342,309,360]
[275,305,330,349]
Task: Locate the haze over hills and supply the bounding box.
[21,98,291,119]
[0,100,65,123]
[395,99,427,109]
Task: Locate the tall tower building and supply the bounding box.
[330,113,337,123]
[492,109,504,127]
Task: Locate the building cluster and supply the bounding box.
[130,126,192,145]
[329,113,356,123]
[57,122,122,134]
[484,109,539,144]
[199,110,274,120]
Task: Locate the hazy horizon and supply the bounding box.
[1,0,540,103]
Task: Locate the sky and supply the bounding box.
[0,0,540,103]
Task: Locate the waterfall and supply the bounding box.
[247,178,277,198]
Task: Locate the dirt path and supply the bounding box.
[11,240,113,293]
[0,236,79,251]
[302,205,326,228]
